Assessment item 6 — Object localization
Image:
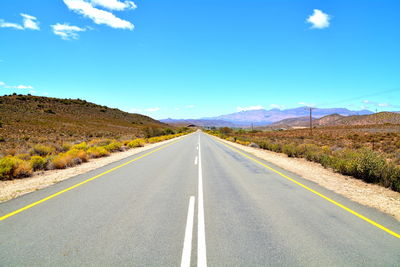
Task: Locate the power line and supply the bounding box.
[315,87,400,108]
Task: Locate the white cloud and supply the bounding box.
[0,14,39,30]
[145,107,160,112]
[362,100,396,108]
[378,103,389,107]
[52,23,86,40]
[64,0,134,30]
[269,104,284,109]
[28,90,37,94]
[236,105,264,112]
[185,105,195,109]
[298,102,316,107]
[90,0,136,11]
[306,9,330,29]
[0,81,34,90]
[0,20,24,30]
[15,85,33,89]
[21,13,40,30]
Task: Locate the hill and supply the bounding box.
[329,112,400,126]
[0,94,169,154]
[267,116,311,128]
[268,112,400,128]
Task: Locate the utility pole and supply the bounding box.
[305,107,314,136]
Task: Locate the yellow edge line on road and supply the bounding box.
[213,137,400,239]
[0,139,182,222]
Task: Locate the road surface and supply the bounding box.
[0,131,399,266]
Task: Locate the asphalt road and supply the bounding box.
[0,131,399,266]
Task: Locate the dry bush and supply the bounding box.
[31,144,55,156]
[13,160,32,177]
[66,149,88,163]
[0,156,33,180]
[71,142,88,151]
[16,153,31,161]
[51,149,87,169]
[103,141,122,152]
[127,138,146,148]
[209,129,400,192]
[87,147,109,158]
[30,156,46,171]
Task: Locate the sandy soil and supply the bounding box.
[217,137,400,221]
[0,136,186,203]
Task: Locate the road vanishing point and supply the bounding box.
[0,131,399,266]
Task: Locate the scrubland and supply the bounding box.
[0,133,190,180]
[207,125,400,192]
[0,94,192,180]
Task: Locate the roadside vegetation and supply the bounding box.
[0,93,194,180]
[0,131,191,180]
[206,126,400,192]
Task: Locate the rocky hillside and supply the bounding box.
[268,112,400,128]
[0,94,169,153]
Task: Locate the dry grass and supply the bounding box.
[0,94,193,180]
[0,132,191,180]
[207,125,400,192]
[0,94,172,154]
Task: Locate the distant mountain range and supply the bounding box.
[160,118,236,127]
[162,107,374,127]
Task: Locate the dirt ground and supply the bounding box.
[217,137,400,221]
[0,135,186,203]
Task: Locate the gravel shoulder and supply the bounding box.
[216,136,400,221]
[0,135,187,203]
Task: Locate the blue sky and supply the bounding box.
[1,0,399,119]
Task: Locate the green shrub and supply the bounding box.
[127,138,146,148]
[51,154,69,169]
[31,144,55,156]
[163,128,175,135]
[226,137,236,142]
[13,160,32,177]
[103,141,122,152]
[50,149,88,169]
[87,146,109,158]
[66,149,88,163]
[16,153,31,161]
[282,144,297,157]
[71,142,88,151]
[0,156,15,179]
[89,139,112,147]
[61,143,72,152]
[353,149,387,184]
[0,156,33,180]
[30,156,46,171]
